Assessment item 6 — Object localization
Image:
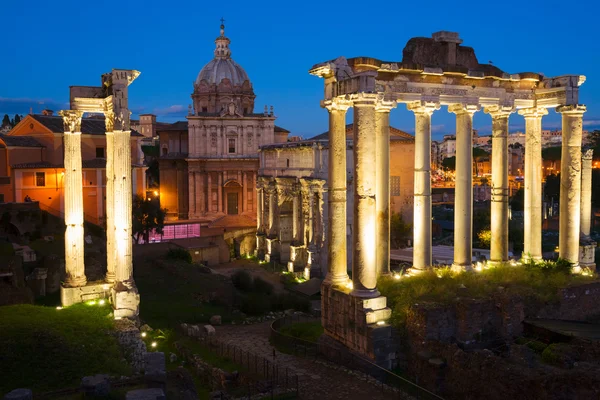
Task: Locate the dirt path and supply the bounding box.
[215,322,410,400]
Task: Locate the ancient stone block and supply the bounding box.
[144,352,166,384]
[365,308,392,325]
[81,374,111,396]
[112,285,140,319]
[3,388,32,400]
[204,325,216,336]
[61,282,108,307]
[361,296,387,310]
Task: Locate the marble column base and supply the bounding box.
[111,282,140,319]
[61,281,111,307]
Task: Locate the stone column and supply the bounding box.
[105,128,116,283]
[59,110,86,287]
[217,172,223,213]
[352,95,379,298]
[519,107,547,261]
[557,105,587,266]
[375,100,396,276]
[449,104,480,270]
[407,101,439,270]
[113,129,134,284]
[292,189,299,242]
[256,180,264,231]
[581,149,593,237]
[189,171,196,218]
[323,99,351,286]
[196,173,204,214]
[268,185,276,236]
[485,105,514,265]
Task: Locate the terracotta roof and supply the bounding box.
[274,125,290,133]
[29,115,143,136]
[0,134,44,148]
[11,161,57,169]
[310,123,413,141]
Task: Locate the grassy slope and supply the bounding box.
[279,322,324,343]
[0,303,130,395]
[379,264,598,328]
[134,257,235,329]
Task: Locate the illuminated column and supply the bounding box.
[558,105,586,266]
[196,173,204,214]
[105,126,116,283]
[256,180,264,231]
[268,184,276,236]
[323,99,351,285]
[217,172,223,213]
[485,105,514,265]
[292,189,299,242]
[375,100,396,276]
[408,101,439,270]
[188,171,196,218]
[352,95,379,298]
[519,107,547,261]
[113,128,134,284]
[581,149,593,238]
[60,110,86,287]
[449,104,480,270]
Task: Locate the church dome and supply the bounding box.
[196,58,249,86]
[195,23,250,87]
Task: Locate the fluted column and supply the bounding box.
[408,101,439,270]
[485,105,514,265]
[375,100,396,276]
[352,95,379,298]
[558,105,586,266]
[581,149,593,238]
[113,127,134,284]
[60,110,86,287]
[292,189,299,242]
[268,185,276,236]
[449,104,480,270]
[105,127,116,283]
[323,99,351,285]
[519,107,547,261]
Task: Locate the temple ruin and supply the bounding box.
[60,69,141,319]
[310,31,592,367]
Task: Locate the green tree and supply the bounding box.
[132,195,166,244]
[542,146,562,162]
[12,114,21,127]
[510,188,524,212]
[442,156,456,171]
[390,212,412,248]
[1,114,10,127]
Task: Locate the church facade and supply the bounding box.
[158,23,289,225]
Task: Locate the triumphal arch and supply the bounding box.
[59,69,141,319]
[310,31,589,367]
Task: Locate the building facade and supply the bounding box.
[0,112,146,226]
[158,23,289,225]
[257,124,414,278]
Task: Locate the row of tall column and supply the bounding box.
[321,96,589,289]
[189,170,256,216]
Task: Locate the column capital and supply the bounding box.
[556,104,586,115]
[407,101,440,115]
[518,106,548,118]
[104,110,115,132]
[375,99,396,113]
[322,98,352,112]
[583,148,594,162]
[448,103,480,115]
[348,92,379,106]
[58,110,84,133]
[484,105,515,119]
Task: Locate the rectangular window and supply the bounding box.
[228,138,235,154]
[35,172,45,187]
[390,176,400,196]
[96,147,105,158]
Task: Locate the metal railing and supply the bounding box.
[271,315,445,400]
[179,334,299,399]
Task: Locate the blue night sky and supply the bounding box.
[2,0,599,140]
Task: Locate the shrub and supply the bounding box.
[240,294,271,315]
[271,293,310,312]
[166,247,192,264]
[231,270,253,292]
[253,277,274,295]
